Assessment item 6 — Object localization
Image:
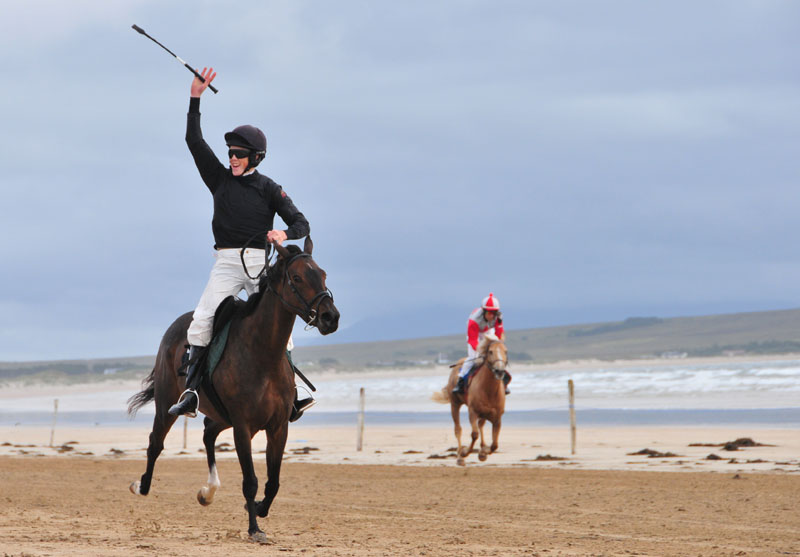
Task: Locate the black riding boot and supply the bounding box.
[290,392,317,423]
[287,349,316,422]
[168,345,204,418]
[452,376,467,394]
[503,373,511,395]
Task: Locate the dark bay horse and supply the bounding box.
[432,335,508,466]
[127,237,339,544]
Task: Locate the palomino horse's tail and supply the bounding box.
[127,368,156,417]
[431,388,450,404]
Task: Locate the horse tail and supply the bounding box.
[431,388,450,404]
[127,367,156,417]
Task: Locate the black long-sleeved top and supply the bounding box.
[185,97,310,249]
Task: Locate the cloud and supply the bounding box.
[1,1,799,360]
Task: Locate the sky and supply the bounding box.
[1,1,799,361]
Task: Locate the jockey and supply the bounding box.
[168,67,315,422]
[453,293,506,395]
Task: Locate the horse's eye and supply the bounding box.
[292,275,303,283]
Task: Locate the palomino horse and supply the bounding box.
[127,237,339,544]
[432,334,508,466]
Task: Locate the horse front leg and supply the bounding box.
[232,425,267,544]
[255,422,288,518]
[477,418,489,461]
[451,402,466,466]
[463,408,480,460]
[197,417,228,506]
[490,417,502,454]
[130,408,177,496]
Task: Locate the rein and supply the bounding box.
[239,229,273,280]
[267,252,333,330]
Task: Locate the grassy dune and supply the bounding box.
[292,307,800,369]
[2,308,799,380]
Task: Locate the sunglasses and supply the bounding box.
[228,148,251,159]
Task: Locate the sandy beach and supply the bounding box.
[1,453,799,556]
[1,357,798,555]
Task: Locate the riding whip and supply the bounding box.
[131,24,219,93]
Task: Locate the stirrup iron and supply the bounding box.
[168,388,199,418]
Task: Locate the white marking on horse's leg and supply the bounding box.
[130,480,142,495]
[198,464,221,504]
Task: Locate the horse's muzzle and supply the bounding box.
[317,302,340,335]
[491,364,507,379]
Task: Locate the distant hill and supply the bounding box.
[0,355,154,384]
[1,308,799,381]
[292,307,800,369]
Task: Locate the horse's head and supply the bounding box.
[270,237,340,335]
[482,335,508,380]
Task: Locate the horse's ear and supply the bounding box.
[303,236,313,255]
[273,241,290,259]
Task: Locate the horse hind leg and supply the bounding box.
[197,417,228,506]
[451,402,466,466]
[130,410,177,496]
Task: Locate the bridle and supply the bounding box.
[485,341,508,380]
[267,252,333,330]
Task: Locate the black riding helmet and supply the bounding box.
[224,125,267,169]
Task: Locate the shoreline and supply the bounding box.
[2,353,797,475]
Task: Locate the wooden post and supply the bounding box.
[183,415,188,450]
[356,387,365,451]
[50,398,59,447]
[568,379,576,455]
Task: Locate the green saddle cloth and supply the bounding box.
[204,321,232,380]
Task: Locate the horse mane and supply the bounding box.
[240,244,303,317]
[477,333,500,356]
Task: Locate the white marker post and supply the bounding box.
[568,380,576,455]
[357,387,365,451]
[50,398,59,447]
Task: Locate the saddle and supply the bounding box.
[184,295,313,425]
[179,296,241,378]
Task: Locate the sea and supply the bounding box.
[1,358,799,428]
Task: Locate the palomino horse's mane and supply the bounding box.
[477,333,501,356]
[240,244,303,318]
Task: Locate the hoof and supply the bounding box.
[249,531,272,545]
[197,490,212,506]
[129,481,142,495]
[457,457,465,466]
[254,501,268,518]
[478,452,488,462]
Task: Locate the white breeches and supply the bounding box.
[458,346,479,379]
[186,248,265,347]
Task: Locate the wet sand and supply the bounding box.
[2,423,798,474]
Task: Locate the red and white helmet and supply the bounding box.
[481,293,500,311]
